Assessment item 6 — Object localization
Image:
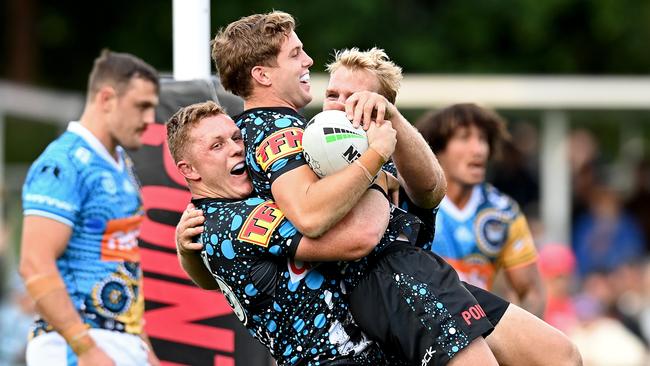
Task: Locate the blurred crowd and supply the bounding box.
[492,122,650,366]
[1,119,650,366]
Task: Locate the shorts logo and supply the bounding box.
[421,346,436,366]
[101,215,143,262]
[237,201,284,247]
[255,128,303,171]
[461,304,487,326]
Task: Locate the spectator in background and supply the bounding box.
[625,159,650,253]
[538,243,579,334]
[572,184,646,277]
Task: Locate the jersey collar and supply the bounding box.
[67,121,125,172]
[440,184,484,221]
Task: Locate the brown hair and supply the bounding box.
[87,49,159,100]
[211,11,296,98]
[415,103,511,157]
[326,47,402,104]
[166,101,226,163]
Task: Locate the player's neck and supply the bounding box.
[446,181,477,209]
[79,109,119,161]
[244,90,300,112]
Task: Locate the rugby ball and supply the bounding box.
[303,110,368,177]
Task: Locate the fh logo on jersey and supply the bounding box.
[255,128,303,171]
[238,201,284,247]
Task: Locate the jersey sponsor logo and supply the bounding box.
[255,128,303,171]
[237,201,284,247]
[101,215,143,262]
[461,304,486,326]
[474,208,510,256]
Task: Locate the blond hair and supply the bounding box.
[326,47,402,103]
[166,101,226,163]
[211,11,296,98]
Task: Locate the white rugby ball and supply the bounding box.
[303,110,368,177]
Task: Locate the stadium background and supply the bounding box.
[2,0,650,365]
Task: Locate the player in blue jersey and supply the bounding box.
[415,104,546,317]
[19,50,161,366]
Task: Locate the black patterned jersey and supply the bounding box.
[235,107,423,289]
[194,196,388,366]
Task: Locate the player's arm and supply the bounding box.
[176,174,393,263]
[500,214,546,317]
[19,216,114,365]
[272,121,395,238]
[346,91,446,209]
[175,204,218,290]
[293,174,391,261]
[505,263,546,318]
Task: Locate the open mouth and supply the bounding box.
[230,162,246,176]
[299,73,310,84]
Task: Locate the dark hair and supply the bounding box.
[415,103,511,158]
[87,49,159,99]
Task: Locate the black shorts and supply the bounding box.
[461,282,510,328]
[349,244,495,366]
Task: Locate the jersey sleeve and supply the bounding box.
[498,214,538,269]
[242,111,307,190]
[202,197,303,260]
[22,155,82,227]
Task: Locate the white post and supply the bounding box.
[173,0,211,81]
[0,113,5,236]
[540,111,571,245]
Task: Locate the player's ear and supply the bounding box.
[177,160,200,181]
[96,85,117,112]
[251,66,272,87]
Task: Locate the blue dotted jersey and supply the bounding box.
[195,197,387,366]
[22,122,145,337]
[236,108,422,290]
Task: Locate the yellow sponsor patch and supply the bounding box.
[237,201,284,247]
[255,128,303,171]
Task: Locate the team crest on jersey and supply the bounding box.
[474,208,509,256]
[237,201,284,247]
[255,128,303,171]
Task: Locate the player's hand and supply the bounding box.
[366,120,396,162]
[345,91,396,130]
[176,203,205,255]
[77,346,115,366]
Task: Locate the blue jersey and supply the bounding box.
[195,197,386,366]
[433,183,538,290]
[22,122,145,337]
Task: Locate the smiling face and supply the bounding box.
[180,114,253,199]
[323,66,381,111]
[437,124,489,188]
[267,31,313,110]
